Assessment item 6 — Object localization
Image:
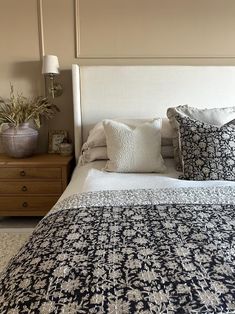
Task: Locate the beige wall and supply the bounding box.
[0,0,75,153]
[0,0,46,151]
[1,0,235,153]
[78,0,235,58]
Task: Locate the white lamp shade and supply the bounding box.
[42,55,60,75]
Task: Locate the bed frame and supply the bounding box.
[72,65,235,160]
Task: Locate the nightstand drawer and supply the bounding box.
[0,196,59,216]
[0,167,61,180]
[0,154,73,216]
[0,181,62,195]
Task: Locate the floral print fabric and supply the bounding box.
[0,187,235,313]
[176,115,235,181]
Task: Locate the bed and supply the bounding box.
[1,66,235,313]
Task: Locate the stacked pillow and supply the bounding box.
[167,105,235,171]
[176,115,235,180]
[79,105,235,180]
[167,105,235,180]
[79,118,174,167]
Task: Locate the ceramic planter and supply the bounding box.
[1,123,38,158]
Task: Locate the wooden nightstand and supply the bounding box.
[0,154,74,216]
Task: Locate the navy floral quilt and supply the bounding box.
[0,187,235,313]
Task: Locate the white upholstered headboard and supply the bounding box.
[72,65,235,160]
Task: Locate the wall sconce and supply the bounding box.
[42,55,63,98]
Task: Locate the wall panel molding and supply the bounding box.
[37,0,45,58]
[74,0,235,60]
[75,0,80,58]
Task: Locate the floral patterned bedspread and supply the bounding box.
[1,187,235,314]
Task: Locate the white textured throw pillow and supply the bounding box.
[103,119,166,173]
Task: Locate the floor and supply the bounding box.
[0,216,41,230]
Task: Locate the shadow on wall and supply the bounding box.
[10,61,43,95]
[47,69,74,146]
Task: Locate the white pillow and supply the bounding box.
[103,119,166,173]
[82,122,106,150]
[82,118,174,150]
[79,147,107,165]
[79,145,173,166]
[161,145,174,158]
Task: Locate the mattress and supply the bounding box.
[60,158,235,201]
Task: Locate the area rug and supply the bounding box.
[0,230,33,273]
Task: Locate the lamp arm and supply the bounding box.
[49,74,55,98]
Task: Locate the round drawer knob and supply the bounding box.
[20,170,26,177]
[21,186,27,192]
[22,202,28,208]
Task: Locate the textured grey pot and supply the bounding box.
[1,123,38,158]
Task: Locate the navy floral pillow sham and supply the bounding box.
[176,115,235,181]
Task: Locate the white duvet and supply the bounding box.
[60,158,235,201]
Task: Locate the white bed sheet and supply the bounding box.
[59,158,235,201]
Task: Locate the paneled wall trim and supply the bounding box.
[75,0,235,59]
[38,0,78,59]
[37,0,45,58]
[75,0,81,58]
